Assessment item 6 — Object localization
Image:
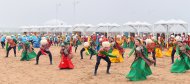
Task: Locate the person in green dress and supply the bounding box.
[74,35,82,53]
[129,36,135,49]
[126,39,155,81]
[170,36,190,73]
[122,35,128,49]
[20,42,37,61]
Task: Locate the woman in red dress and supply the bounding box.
[59,42,74,69]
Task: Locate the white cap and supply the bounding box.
[145,39,153,44]
[6,36,12,40]
[151,36,157,40]
[175,36,182,42]
[99,38,102,41]
[117,35,121,38]
[171,35,175,38]
[102,41,110,48]
[83,42,89,48]
[40,39,48,45]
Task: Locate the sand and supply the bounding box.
[0,46,189,84]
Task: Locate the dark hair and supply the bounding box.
[136,39,142,44]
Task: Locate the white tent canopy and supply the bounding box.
[123,21,152,34]
[96,23,120,32]
[17,19,190,35]
[154,19,188,33]
[70,24,93,32]
[154,19,188,43]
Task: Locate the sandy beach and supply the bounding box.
[0,46,189,84]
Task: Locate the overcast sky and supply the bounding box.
[0,0,190,27]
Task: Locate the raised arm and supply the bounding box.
[128,46,135,57]
[186,45,190,50]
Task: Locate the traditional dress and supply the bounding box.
[74,35,82,53]
[59,45,74,69]
[146,39,156,66]
[33,35,40,48]
[80,41,97,60]
[186,35,190,46]
[1,35,6,48]
[20,42,37,61]
[165,38,174,57]
[129,37,135,49]
[171,44,190,73]
[35,39,52,65]
[155,39,163,58]
[6,36,17,57]
[110,36,124,63]
[126,45,154,81]
[94,41,117,76]
[17,35,23,51]
[122,36,128,48]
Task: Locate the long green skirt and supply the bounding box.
[123,41,128,48]
[171,54,190,73]
[20,51,37,61]
[129,41,134,49]
[126,58,152,81]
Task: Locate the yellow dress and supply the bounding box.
[110,49,124,63]
[165,47,173,57]
[155,48,163,58]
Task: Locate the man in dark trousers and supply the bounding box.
[35,38,52,65]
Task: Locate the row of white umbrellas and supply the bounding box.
[5,19,187,33]
[20,22,151,29]
[155,19,188,25]
[21,19,188,29]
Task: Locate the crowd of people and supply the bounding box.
[1,32,190,81]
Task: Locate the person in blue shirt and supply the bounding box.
[21,35,27,43]
[1,35,6,48]
[18,34,22,41]
[65,35,70,42]
[33,35,40,48]
[17,34,23,51]
[11,35,16,40]
[53,35,58,46]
